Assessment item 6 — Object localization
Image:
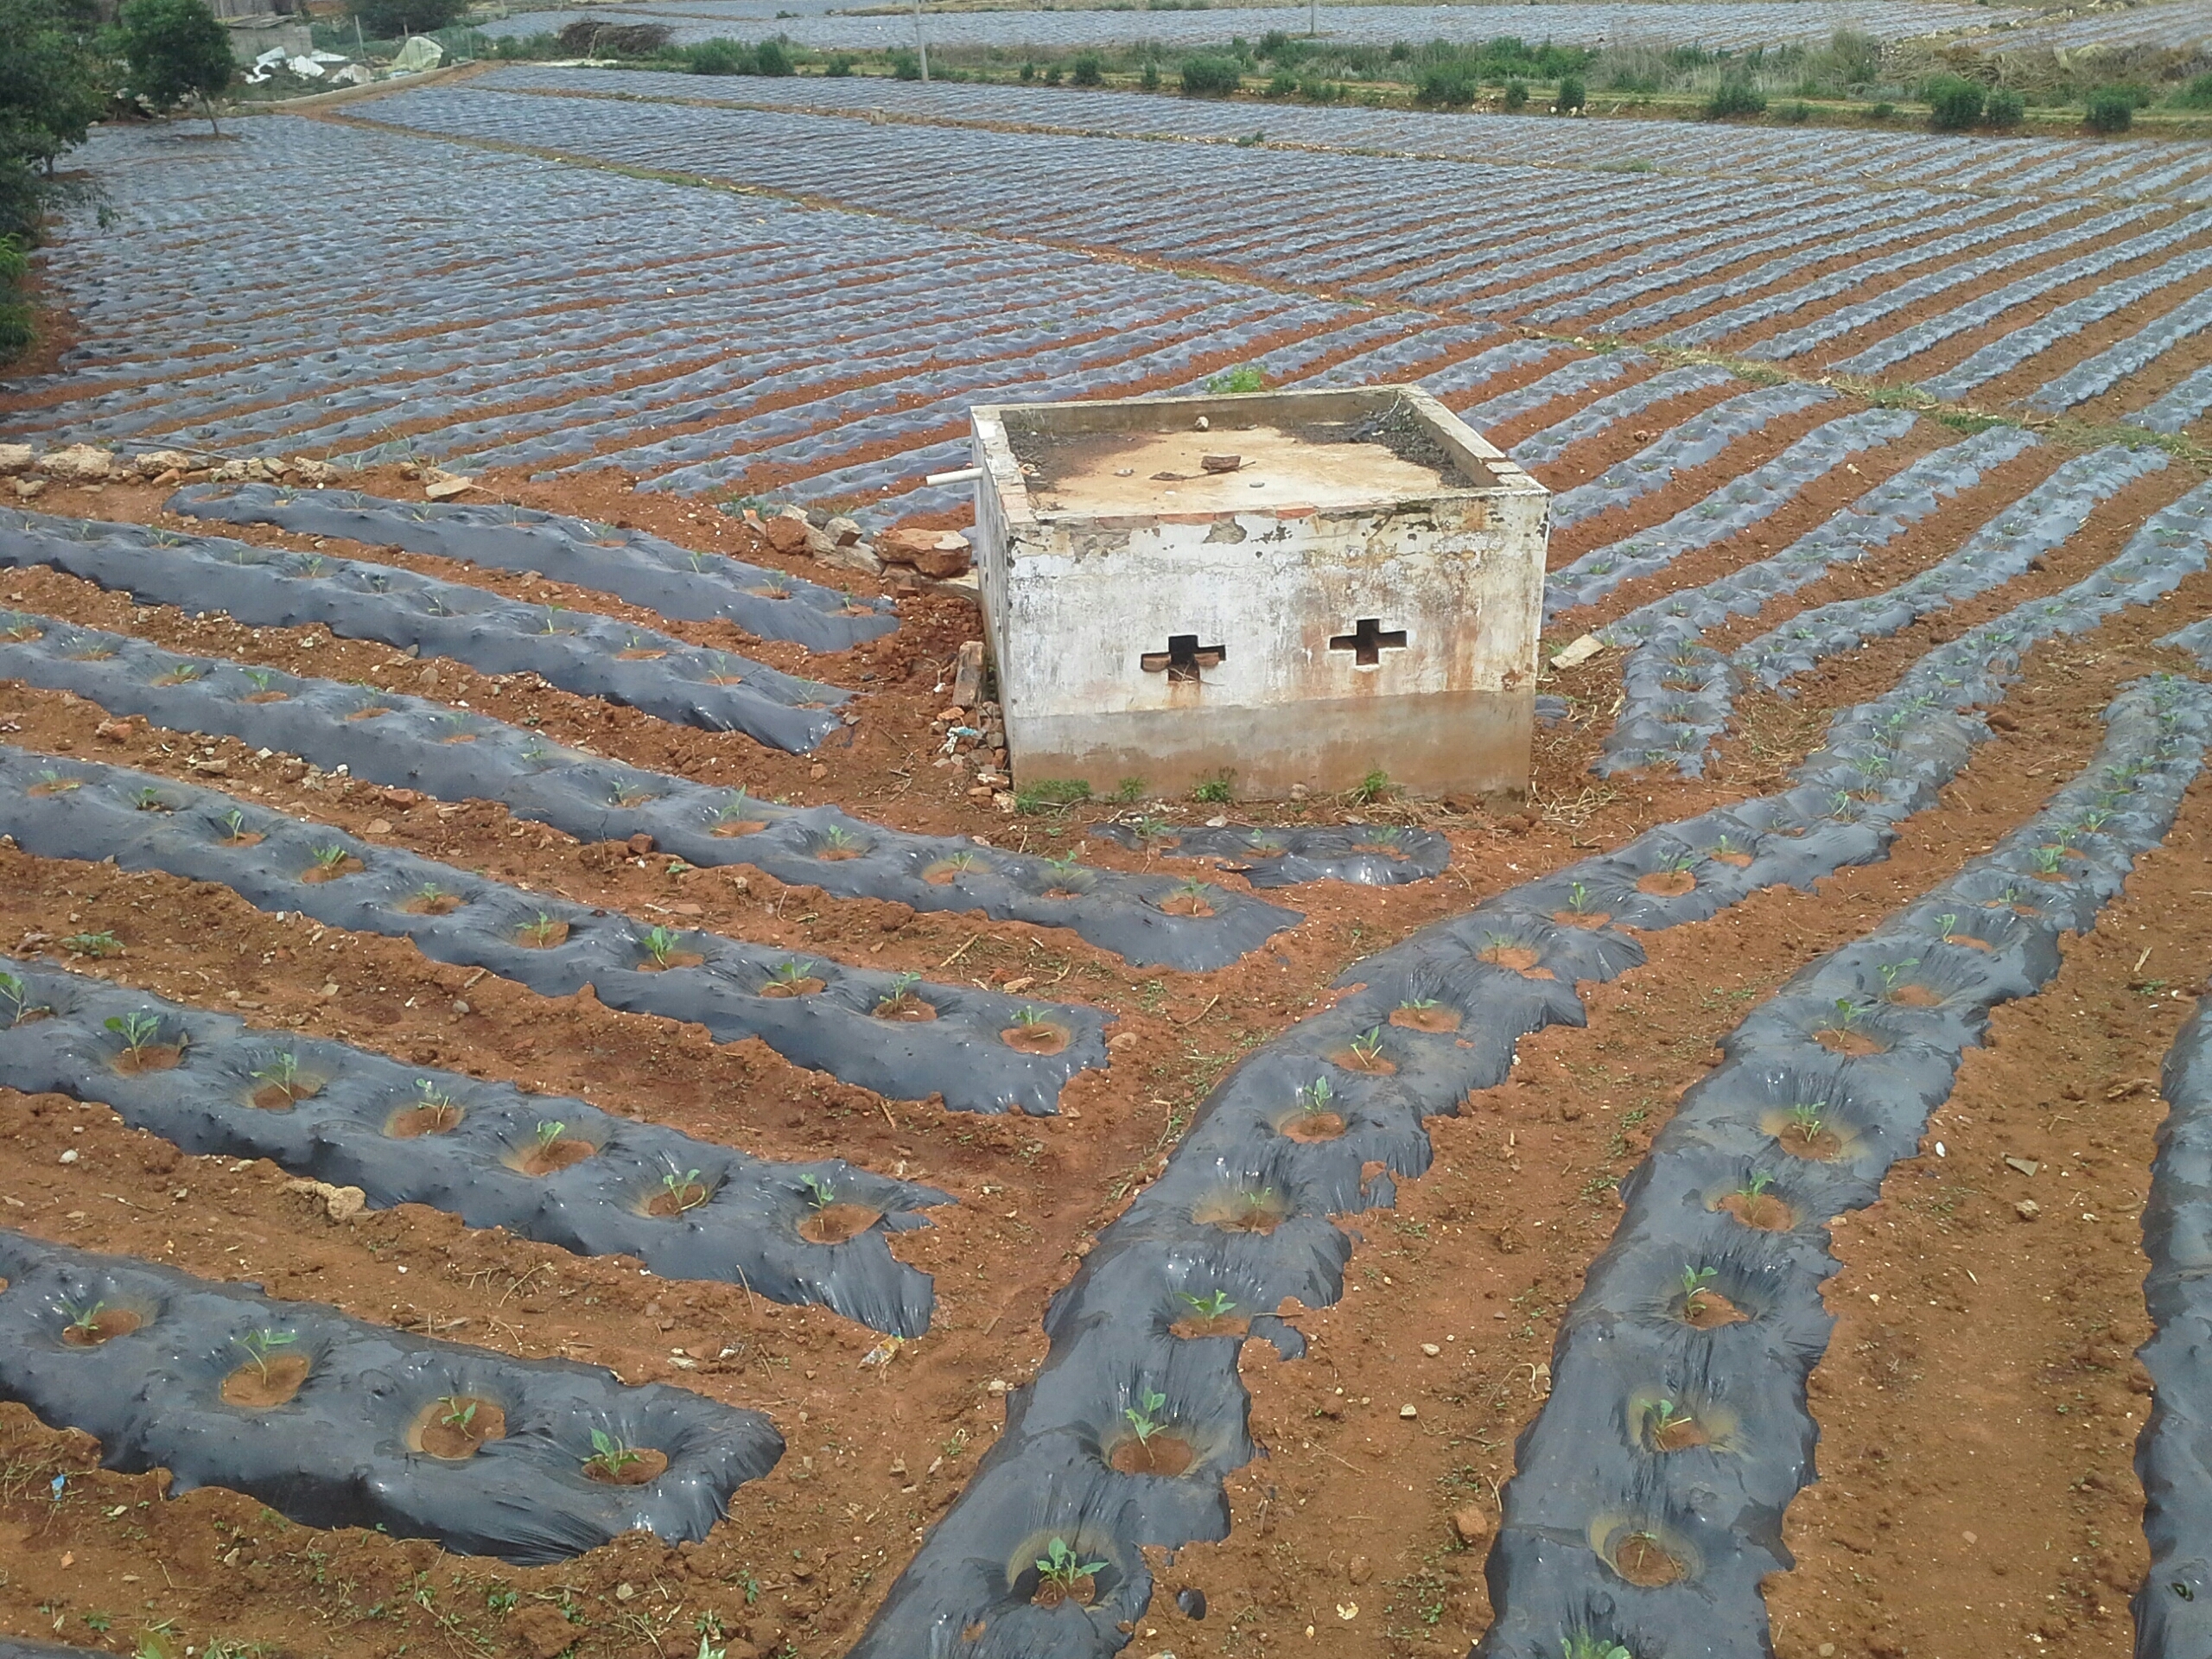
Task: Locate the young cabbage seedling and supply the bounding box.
[252,1052,305,1093]
[1562,1635,1634,1659]
[875,971,922,1013]
[133,786,169,813]
[0,970,27,1025]
[799,1173,835,1210]
[1014,1006,1051,1031]
[660,1166,709,1213]
[245,668,276,693]
[1123,1389,1168,1444]
[2030,845,2067,875]
[1785,1102,1826,1141]
[1297,1077,1333,1115]
[1829,996,1864,1032]
[63,1299,106,1338]
[1034,1537,1107,1595]
[105,1011,163,1059]
[1179,1290,1236,1320]
[413,1079,463,1130]
[819,826,859,853]
[1348,1027,1385,1065]
[411,882,448,909]
[1933,912,1958,939]
[1735,1171,1776,1203]
[771,959,817,988]
[521,912,563,946]
[1877,957,1919,991]
[221,809,251,842]
[1566,880,1596,914]
[639,925,686,966]
[533,1121,566,1156]
[309,844,352,873]
[235,1328,297,1383]
[1680,1266,1718,1315]
[438,1395,478,1432]
[584,1428,644,1478]
[1644,1398,1690,1440]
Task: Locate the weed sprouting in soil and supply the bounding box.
[64,930,122,957]
[1351,767,1395,804]
[1191,771,1235,804]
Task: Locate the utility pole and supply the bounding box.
[1308,0,1316,37]
[912,0,929,81]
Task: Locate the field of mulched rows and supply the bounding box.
[3,61,2212,1659]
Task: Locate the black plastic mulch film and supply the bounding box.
[0,746,1108,1117]
[1477,676,2210,1659]
[167,481,898,656]
[0,962,949,1336]
[0,613,1300,972]
[2136,945,2212,1650]
[0,507,847,753]
[1087,818,1450,891]
[0,1231,782,1564]
[842,524,2212,1656]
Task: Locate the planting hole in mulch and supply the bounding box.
[1637,868,1697,897]
[921,860,973,885]
[1192,1187,1288,1235]
[113,1044,184,1076]
[221,1352,311,1408]
[636,951,705,972]
[1171,1311,1251,1340]
[1716,1184,1795,1231]
[386,1101,465,1138]
[1642,1401,1711,1452]
[250,1077,320,1110]
[27,779,80,798]
[516,918,570,948]
[1158,891,1215,918]
[242,690,289,704]
[1814,1027,1886,1057]
[512,1135,595,1177]
[220,829,264,847]
[408,1395,505,1459]
[1885,983,1944,1007]
[1279,1109,1344,1143]
[400,891,464,916]
[645,1178,713,1218]
[1108,1432,1195,1478]
[873,994,937,1022]
[1608,1529,1687,1587]
[798,1202,881,1245]
[1328,1039,1395,1075]
[1032,1575,1096,1610]
[1389,1002,1461,1033]
[1762,1107,1846,1160]
[584,1445,668,1485]
[761,976,827,999]
[60,1306,143,1346]
[1002,1020,1070,1055]
[300,855,365,884]
[1943,931,1995,951]
[1477,944,1555,980]
[1680,1286,1749,1329]
[616,648,665,660]
[711,820,767,838]
[1554,907,1611,928]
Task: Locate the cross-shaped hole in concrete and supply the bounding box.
[1329,617,1408,667]
[1140,633,1227,684]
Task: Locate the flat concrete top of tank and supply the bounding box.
[1019,423,1463,518]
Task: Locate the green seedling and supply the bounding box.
[0,970,29,1025]
[234,1328,297,1382]
[297,554,326,577]
[132,787,169,813]
[533,1121,566,1155]
[771,959,817,988]
[158,664,202,684]
[1046,851,1082,879]
[1785,1103,1826,1141]
[251,1052,305,1093]
[63,931,122,958]
[1562,1636,1634,1659]
[1247,832,1286,855]
[1191,772,1234,804]
[609,783,655,808]
[0,613,39,641]
[520,912,563,946]
[1034,1537,1107,1594]
[33,768,77,792]
[63,1299,106,1338]
[1014,1006,1050,1030]
[660,1166,709,1213]
[585,1428,644,1478]
[1566,880,1596,914]
[1644,1397,1690,1439]
[1348,1027,1385,1065]
[220,809,251,842]
[412,882,449,908]
[875,971,923,1013]
[1134,814,1173,842]
[1123,1389,1168,1444]
[2031,845,2067,874]
[310,844,352,873]
[639,925,686,966]
[538,604,569,635]
[438,1395,478,1432]
[714,791,757,823]
[1114,778,1144,803]
[820,826,860,853]
[799,1173,835,1210]
[1681,1266,1717,1304]
[1735,1172,1775,1203]
[245,668,276,692]
[1829,996,1863,1031]
[1933,913,1958,938]
[1174,876,1210,900]
[941,850,981,874]
[105,1011,163,1058]
[1179,1290,1236,1320]
[1351,768,1395,804]
[412,1079,462,1130]
[1297,1077,1334,1115]
[1877,957,1919,990]
[1363,824,1404,847]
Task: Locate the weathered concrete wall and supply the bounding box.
[970,387,1550,799]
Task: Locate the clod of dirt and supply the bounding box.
[1451,1507,1491,1547]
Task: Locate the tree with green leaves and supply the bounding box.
[114,0,233,137]
[0,0,106,362]
[349,0,463,39]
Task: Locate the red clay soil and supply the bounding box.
[0,433,2203,1659]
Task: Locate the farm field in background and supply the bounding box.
[4,38,2212,1659]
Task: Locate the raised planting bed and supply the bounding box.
[0,962,949,1335]
[0,746,1109,1117]
[0,1231,783,1563]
